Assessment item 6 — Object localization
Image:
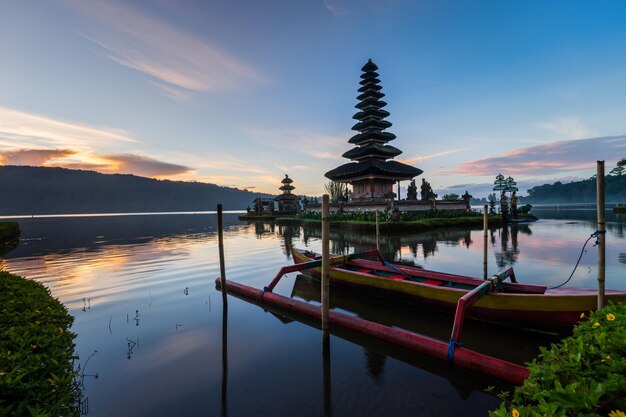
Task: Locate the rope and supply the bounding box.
[548,230,602,290]
[447,339,460,364]
[258,286,271,301]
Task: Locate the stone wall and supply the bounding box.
[305,199,467,213]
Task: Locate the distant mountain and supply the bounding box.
[0,166,273,215]
[525,175,626,203]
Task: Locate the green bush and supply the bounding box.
[0,271,80,416]
[0,222,20,244]
[490,302,626,417]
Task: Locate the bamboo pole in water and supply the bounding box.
[375,210,380,252]
[221,288,228,417]
[321,195,330,335]
[597,161,606,309]
[217,204,228,306]
[322,334,332,417]
[483,204,488,280]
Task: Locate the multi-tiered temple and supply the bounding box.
[325,59,422,203]
[274,174,299,213]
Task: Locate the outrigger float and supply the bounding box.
[216,248,626,385]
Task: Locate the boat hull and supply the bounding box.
[292,248,626,331]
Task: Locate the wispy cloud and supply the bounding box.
[323,0,349,16]
[0,106,196,178]
[65,0,264,96]
[536,116,594,140]
[248,128,346,160]
[401,148,469,165]
[0,106,136,150]
[455,135,626,176]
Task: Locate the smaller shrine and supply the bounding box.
[274,174,299,214]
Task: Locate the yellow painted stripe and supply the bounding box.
[292,250,626,313]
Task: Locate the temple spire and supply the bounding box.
[325,59,422,202]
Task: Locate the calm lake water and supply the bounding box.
[2,208,625,416]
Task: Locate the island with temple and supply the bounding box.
[238,174,301,220]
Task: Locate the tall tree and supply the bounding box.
[324,181,350,203]
[610,158,625,176]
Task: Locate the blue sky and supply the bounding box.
[1,0,625,197]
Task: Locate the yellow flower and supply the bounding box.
[608,410,626,417]
[607,313,616,321]
[593,322,601,327]
[580,312,586,319]
[511,409,520,417]
[0,372,6,377]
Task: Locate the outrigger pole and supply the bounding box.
[260,249,383,297]
[216,248,529,384]
[215,277,529,385]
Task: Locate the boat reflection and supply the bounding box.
[290,274,561,367]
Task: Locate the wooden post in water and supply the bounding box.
[483,204,489,280]
[321,195,330,336]
[375,210,380,252]
[217,204,228,306]
[597,161,606,309]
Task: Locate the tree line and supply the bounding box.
[525,159,626,203]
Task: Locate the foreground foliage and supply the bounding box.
[490,302,626,417]
[0,271,79,416]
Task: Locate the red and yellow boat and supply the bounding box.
[292,248,626,332]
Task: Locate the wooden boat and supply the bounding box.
[292,248,626,331]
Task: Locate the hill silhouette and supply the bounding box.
[525,175,626,203]
[0,166,273,215]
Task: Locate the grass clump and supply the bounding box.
[0,271,80,416]
[285,210,501,231]
[490,302,626,417]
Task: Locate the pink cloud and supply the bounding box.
[101,154,192,177]
[0,147,192,178]
[0,149,76,165]
[455,135,626,176]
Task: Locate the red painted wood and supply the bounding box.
[216,278,530,385]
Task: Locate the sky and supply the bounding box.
[1,0,626,197]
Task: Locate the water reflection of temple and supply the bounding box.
[253,221,275,238]
[276,225,300,258]
[494,224,532,268]
[300,226,478,262]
